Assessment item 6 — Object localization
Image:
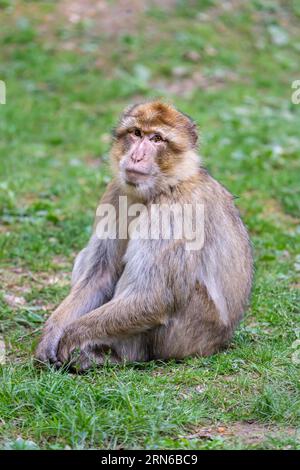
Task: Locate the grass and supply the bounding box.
[0,0,299,450]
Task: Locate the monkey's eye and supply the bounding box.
[134,128,142,137]
[151,134,163,143]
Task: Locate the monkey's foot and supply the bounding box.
[59,344,121,373]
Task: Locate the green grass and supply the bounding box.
[0,0,299,450]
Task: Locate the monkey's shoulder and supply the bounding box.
[160,168,235,208]
[197,168,234,200]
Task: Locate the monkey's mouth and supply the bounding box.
[125,169,150,185]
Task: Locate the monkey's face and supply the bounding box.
[111,101,199,198]
[119,127,167,186]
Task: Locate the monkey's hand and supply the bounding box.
[56,322,89,366]
[35,323,64,365]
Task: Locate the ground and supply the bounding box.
[0,0,299,450]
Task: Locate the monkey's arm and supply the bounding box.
[35,182,124,363]
[57,240,196,364]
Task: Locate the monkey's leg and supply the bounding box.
[70,290,232,370]
[71,298,229,370]
[67,334,150,372]
[56,239,198,366]
[149,288,233,360]
[66,344,120,372]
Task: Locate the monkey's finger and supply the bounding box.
[57,342,76,364]
[35,346,56,365]
[48,352,58,364]
[56,348,68,364]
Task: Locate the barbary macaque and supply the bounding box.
[35,100,253,371]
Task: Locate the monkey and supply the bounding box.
[35,100,253,371]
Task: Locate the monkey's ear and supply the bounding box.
[189,120,198,147]
[121,103,139,120]
[181,111,198,147]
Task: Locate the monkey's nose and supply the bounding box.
[131,152,145,163]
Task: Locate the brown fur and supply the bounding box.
[35,101,253,371]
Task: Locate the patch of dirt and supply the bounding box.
[58,0,161,36]
[0,265,71,311]
[182,422,299,446]
[3,293,26,309]
[0,224,10,234]
[59,0,176,37]
[222,375,238,382]
[0,264,70,288]
[0,268,29,293]
[153,69,240,98]
[35,0,177,53]
[52,255,71,269]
